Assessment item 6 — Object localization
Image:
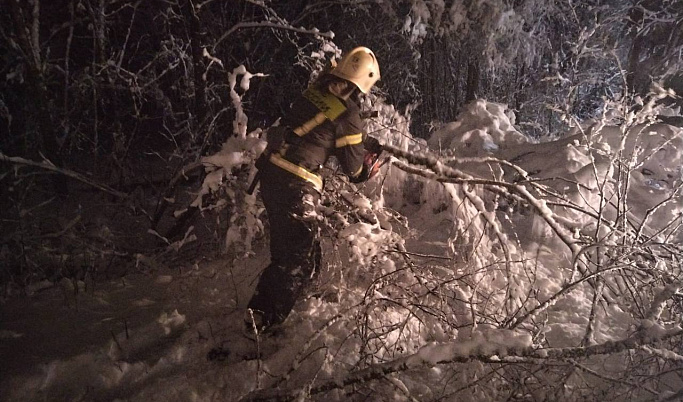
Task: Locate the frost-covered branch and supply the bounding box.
[214,22,333,51]
[383,144,580,255]
[274,305,362,388]
[566,358,659,395]
[241,328,683,401]
[507,256,650,330]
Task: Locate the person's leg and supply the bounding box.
[246,262,302,328]
[247,169,320,329]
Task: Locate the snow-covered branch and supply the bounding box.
[383,143,580,255]
[242,328,683,401]
[214,22,333,51]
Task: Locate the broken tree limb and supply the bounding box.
[0,152,128,199]
[151,161,203,229]
[380,144,616,329]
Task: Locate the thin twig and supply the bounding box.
[391,249,452,261]
[213,22,333,51]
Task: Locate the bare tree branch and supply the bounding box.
[0,152,128,199]
[213,22,333,51]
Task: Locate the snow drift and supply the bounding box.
[2,96,682,401]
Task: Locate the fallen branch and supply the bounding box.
[383,144,579,255]
[0,152,128,199]
[151,161,203,229]
[565,358,658,395]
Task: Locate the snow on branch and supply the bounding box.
[241,328,683,401]
[228,65,267,138]
[382,143,580,255]
[214,22,333,52]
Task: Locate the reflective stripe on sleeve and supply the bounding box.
[293,112,327,137]
[335,133,363,148]
[269,153,323,192]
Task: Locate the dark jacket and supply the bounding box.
[275,85,367,186]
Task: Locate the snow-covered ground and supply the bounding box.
[1,98,681,401]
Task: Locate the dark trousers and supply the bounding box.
[247,164,321,328]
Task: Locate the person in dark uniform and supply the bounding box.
[247,47,382,332]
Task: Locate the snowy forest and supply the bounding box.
[1,0,682,401]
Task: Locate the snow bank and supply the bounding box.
[413,99,681,350]
[411,327,533,365]
[428,100,527,155]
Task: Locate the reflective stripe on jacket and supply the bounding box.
[276,86,366,183]
[269,153,323,192]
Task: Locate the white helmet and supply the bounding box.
[330,47,380,94]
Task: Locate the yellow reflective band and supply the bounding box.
[293,112,326,136]
[269,153,323,192]
[335,133,363,148]
[351,164,363,178]
[302,87,347,121]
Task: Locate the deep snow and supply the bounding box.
[1,97,682,401]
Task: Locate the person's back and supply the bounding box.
[247,46,382,332]
[281,80,366,179]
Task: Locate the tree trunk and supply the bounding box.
[466,57,480,102]
[449,46,460,116]
[7,0,68,195]
[626,5,644,95]
[179,0,208,151]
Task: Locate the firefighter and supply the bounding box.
[246,47,382,332]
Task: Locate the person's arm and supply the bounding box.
[336,131,366,181]
[347,135,382,183]
[334,106,383,183]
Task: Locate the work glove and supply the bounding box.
[363,136,384,180]
[350,150,381,183]
[363,151,381,180]
[349,136,383,183]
